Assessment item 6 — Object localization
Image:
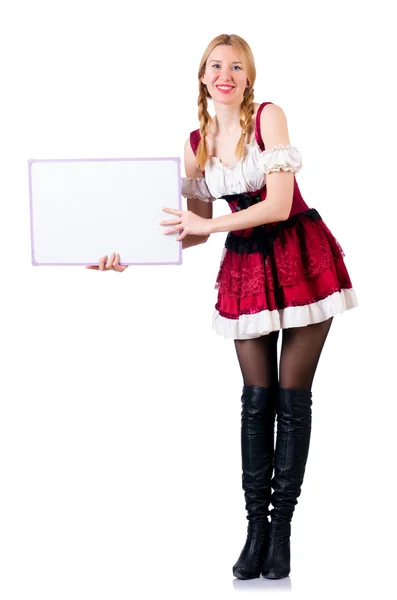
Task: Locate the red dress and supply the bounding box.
[189,102,358,340]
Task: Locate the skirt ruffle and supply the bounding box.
[213,209,358,339]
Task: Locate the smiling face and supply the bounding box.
[201,44,249,105]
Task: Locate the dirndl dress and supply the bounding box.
[182,102,358,340]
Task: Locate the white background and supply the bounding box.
[0,1,395,598]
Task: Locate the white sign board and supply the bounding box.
[28,157,182,266]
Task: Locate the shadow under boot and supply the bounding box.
[262,387,313,580]
[233,385,276,580]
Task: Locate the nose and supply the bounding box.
[218,68,233,81]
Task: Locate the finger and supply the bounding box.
[113,253,123,271]
[176,230,188,241]
[99,256,107,271]
[85,265,99,269]
[106,252,115,269]
[163,226,181,235]
[160,218,181,225]
[116,254,128,272]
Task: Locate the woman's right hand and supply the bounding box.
[85,252,128,272]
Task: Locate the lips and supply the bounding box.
[216,85,235,94]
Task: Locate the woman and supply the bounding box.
[87,34,358,580]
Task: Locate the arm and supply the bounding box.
[208,104,296,234]
[181,136,213,249]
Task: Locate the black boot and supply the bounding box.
[232,385,276,579]
[262,387,312,579]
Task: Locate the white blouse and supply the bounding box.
[181,142,302,202]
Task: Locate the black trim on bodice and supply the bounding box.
[220,192,263,212]
[219,193,322,258]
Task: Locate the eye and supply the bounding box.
[210,63,242,71]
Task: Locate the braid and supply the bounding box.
[196,83,212,171]
[235,87,255,160]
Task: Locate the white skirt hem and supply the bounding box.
[212,288,358,340]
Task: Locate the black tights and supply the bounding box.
[234,318,333,391]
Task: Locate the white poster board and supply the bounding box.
[28,157,182,266]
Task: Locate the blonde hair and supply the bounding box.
[196,34,256,171]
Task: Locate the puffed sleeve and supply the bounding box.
[181,177,216,203]
[259,144,302,174]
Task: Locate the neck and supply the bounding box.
[212,101,242,136]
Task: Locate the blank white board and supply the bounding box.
[28,157,182,266]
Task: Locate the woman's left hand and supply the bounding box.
[160,208,213,241]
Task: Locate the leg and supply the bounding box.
[234,330,279,389]
[232,332,279,579]
[262,318,332,579]
[279,317,333,390]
